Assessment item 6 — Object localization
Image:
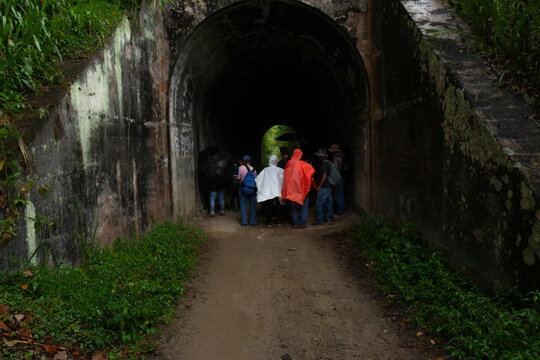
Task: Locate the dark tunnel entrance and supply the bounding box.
[169,0,370,211]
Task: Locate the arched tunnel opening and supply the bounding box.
[169,0,370,211]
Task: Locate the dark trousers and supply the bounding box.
[263,197,281,223]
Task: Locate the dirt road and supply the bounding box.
[149,212,438,360]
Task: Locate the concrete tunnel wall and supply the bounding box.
[168,0,370,208]
[0,6,174,271]
[0,0,538,291]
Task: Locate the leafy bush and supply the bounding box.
[351,218,540,359]
[0,220,204,353]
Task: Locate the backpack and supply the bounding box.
[325,160,342,186]
[241,165,257,195]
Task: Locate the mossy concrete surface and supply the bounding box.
[0,3,174,271]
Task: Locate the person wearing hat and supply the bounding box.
[328,144,345,215]
[313,148,335,225]
[238,155,258,226]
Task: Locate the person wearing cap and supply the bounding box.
[238,155,258,226]
[313,148,334,225]
[328,144,345,215]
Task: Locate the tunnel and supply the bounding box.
[169,0,370,210]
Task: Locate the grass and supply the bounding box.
[0,219,204,358]
[0,0,140,116]
[448,0,540,106]
[351,217,540,359]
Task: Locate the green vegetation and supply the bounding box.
[0,0,144,252]
[351,218,540,359]
[0,0,140,116]
[261,125,300,165]
[0,220,204,358]
[0,119,55,249]
[449,0,540,105]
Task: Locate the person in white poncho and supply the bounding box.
[256,155,284,226]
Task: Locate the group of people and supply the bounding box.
[209,144,347,228]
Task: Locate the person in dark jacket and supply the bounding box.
[277,146,290,222]
[198,146,233,216]
[277,146,290,169]
[313,148,334,225]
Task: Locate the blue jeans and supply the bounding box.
[291,196,309,225]
[239,189,257,225]
[316,187,333,223]
[334,179,345,215]
[210,190,224,215]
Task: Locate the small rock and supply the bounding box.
[53,351,68,360]
[282,354,293,360]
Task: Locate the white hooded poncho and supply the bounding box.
[255,155,284,202]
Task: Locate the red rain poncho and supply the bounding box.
[281,149,315,205]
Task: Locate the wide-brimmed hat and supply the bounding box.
[242,155,251,161]
[328,144,342,153]
[315,148,328,158]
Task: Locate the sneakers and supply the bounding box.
[219,212,225,216]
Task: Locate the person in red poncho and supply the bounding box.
[281,148,315,228]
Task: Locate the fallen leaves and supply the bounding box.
[23,268,34,277]
[3,338,26,347]
[0,302,82,358]
[0,303,9,317]
[43,342,58,355]
[92,351,107,360]
[0,319,12,333]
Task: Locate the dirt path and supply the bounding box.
[149,212,436,360]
